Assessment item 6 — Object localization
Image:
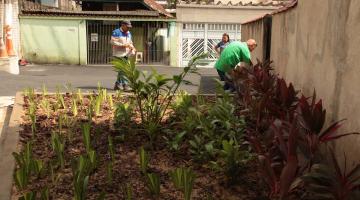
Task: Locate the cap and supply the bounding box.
[121,20,132,28]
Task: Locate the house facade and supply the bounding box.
[175,0,290,67]
[19,0,175,65]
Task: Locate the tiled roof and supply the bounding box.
[144,0,173,17]
[178,0,290,7]
[19,10,171,18]
[241,0,297,24]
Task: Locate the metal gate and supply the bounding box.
[181,23,241,67]
[87,21,117,65]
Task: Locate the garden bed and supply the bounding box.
[11,90,267,200]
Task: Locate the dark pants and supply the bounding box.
[217,69,234,91]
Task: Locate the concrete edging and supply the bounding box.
[0,92,24,200]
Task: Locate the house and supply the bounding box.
[19,0,175,65]
[174,0,291,67]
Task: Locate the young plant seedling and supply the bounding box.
[139,146,150,174]
[145,173,160,198]
[51,132,65,168]
[169,167,196,200]
[82,123,92,152]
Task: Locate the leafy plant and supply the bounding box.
[82,123,92,152]
[72,158,90,200]
[169,167,196,200]
[77,89,83,106]
[23,87,35,102]
[114,102,133,126]
[87,150,97,172]
[13,142,44,190]
[72,98,78,117]
[124,183,133,200]
[139,146,150,174]
[106,162,113,184]
[112,54,206,145]
[108,94,114,111]
[219,139,252,184]
[28,102,37,137]
[40,99,51,118]
[145,173,161,197]
[297,92,359,167]
[94,94,102,117]
[19,191,36,200]
[51,132,65,168]
[40,187,49,200]
[302,150,360,200]
[164,131,186,152]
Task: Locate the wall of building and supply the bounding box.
[241,19,265,62]
[241,0,360,163]
[176,4,278,24]
[20,17,87,65]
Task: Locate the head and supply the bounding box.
[222,33,230,43]
[120,20,132,32]
[246,39,257,52]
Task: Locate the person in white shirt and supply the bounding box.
[111,20,136,91]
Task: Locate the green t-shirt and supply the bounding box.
[214,41,251,72]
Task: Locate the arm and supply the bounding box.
[110,36,130,48]
[214,43,221,54]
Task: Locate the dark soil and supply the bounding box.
[14,93,269,200]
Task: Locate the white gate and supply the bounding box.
[180,23,241,67]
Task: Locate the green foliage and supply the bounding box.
[169,167,196,200]
[77,89,83,106]
[124,183,133,200]
[13,142,44,190]
[72,155,91,200]
[51,132,65,168]
[72,98,78,117]
[219,140,252,184]
[139,146,150,174]
[28,102,37,137]
[82,123,92,153]
[114,102,133,126]
[19,191,36,200]
[106,162,113,184]
[94,94,102,116]
[172,90,193,117]
[40,99,51,118]
[112,54,206,145]
[40,187,49,200]
[164,131,186,152]
[108,94,114,110]
[23,87,35,102]
[145,173,161,197]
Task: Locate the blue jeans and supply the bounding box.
[115,56,128,85]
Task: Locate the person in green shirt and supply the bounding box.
[214,39,257,91]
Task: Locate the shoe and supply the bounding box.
[114,83,121,90]
[122,84,130,92]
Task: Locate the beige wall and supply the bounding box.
[242,0,360,163]
[176,5,278,23]
[241,19,265,62]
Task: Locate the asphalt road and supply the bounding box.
[0,64,218,96]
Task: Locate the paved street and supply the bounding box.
[0,64,218,96]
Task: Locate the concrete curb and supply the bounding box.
[0,92,24,200]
